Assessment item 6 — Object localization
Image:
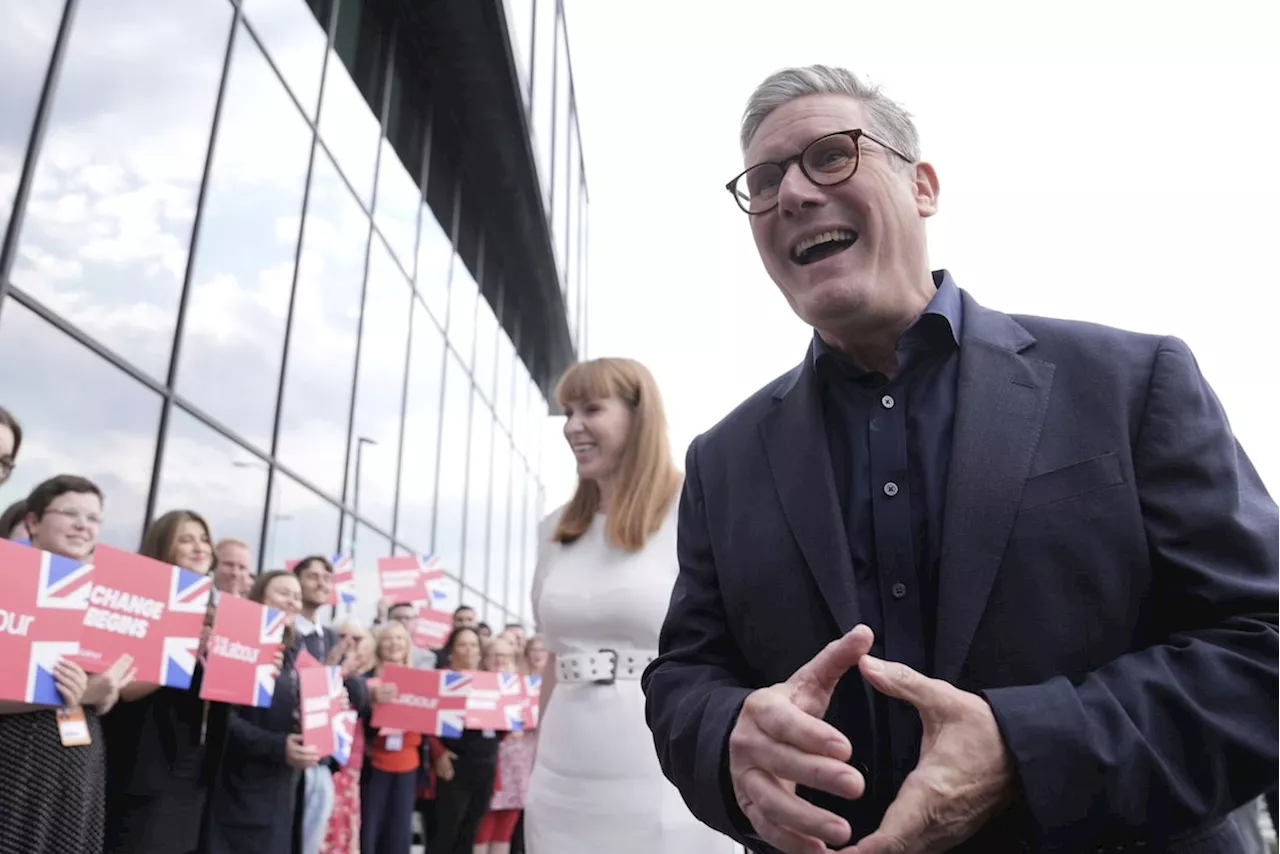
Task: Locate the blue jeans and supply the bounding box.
[301,765,336,854]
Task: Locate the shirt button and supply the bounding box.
[891,582,907,599]
[880,394,895,409]
[883,481,899,497]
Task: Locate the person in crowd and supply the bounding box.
[0,405,21,487]
[643,64,1278,854]
[522,358,735,854]
[360,621,419,854]
[1,497,28,539]
[206,570,315,852]
[453,605,477,630]
[386,601,437,668]
[500,623,526,650]
[507,635,547,854]
[212,537,255,598]
[0,474,134,854]
[475,637,532,854]
[291,555,373,854]
[323,616,374,854]
[476,622,493,642]
[429,626,502,854]
[103,509,221,854]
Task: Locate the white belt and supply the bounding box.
[556,648,658,684]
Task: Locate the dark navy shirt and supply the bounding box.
[813,269,962,791]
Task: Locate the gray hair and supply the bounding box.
[740,65,922,163]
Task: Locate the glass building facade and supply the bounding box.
[0,0,588,629]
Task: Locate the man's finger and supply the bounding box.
[859,655,948,714]
[749,735,865,800]
[738,768,851,851]
[848,776,929,854]
[789,625,875,706]
[753,691,854,761]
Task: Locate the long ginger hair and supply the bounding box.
[553,357,681,552]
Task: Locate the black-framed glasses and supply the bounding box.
[726,129,913,215]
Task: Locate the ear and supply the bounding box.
[23,512,38,538]
[913,160,940,218]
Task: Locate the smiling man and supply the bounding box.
[642,65,1278,854]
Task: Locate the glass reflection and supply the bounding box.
[0,0,64,237]
[152,405,268,557]
[511,357,530,461]
[506,459,527,615]
[261,468,340,573]
[344,518,391,624]
[416,207,452,330]
[344,237,411,533]
[240,0,329,119]
[316,0,384,211]
[565,124,581,341]
[176,25,312,451]
[434,351,471,579]
[464,391,493,589]
[525,475,539,618]
[530,0,556,209]
[276,149,368,498]
[529,376,547,477]
[10,0,232,380]
[486,436,511,615]
[0,300,160,549]
[374,137,420,277]
[473,293,498,405]
[447,255,478,370]
[395,298,445,553]
[494,328,515,432]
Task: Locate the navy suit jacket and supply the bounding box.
[643,292,1279,853]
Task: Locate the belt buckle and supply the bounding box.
[593,648,618,685]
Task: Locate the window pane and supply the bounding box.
[502,0,533,106]
[276,149,367,498]
[494,327,514,432]
[529,376,546,477]
[447,255,478,370]
[552,18,571,280]
[0,0,64,237]
[395,297,445,552]
[416,207,451,330]
[506,459,526,616]
[464,392,493,591]
[434,351,471,576]
[530,0,555,210]
[262,469,340,572]
[373,138,420,278]
[343,518,391,624]
[152,405,268,557]
[486,437,510,614]
[0,300,160,549]
[525,474,538,620]
[9,0,231,379]
[240,0,328,119]
[472,293,497,405]
[511,357,529,461]
[176,24,311,451]
[345,238,410,533]
[316,0,384,211]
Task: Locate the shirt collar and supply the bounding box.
[293,613,320,637]
[812,269,963,380]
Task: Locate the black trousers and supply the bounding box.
[360,767,417,854]
[429,761,496,854]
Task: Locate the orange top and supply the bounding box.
[370,729,422,773]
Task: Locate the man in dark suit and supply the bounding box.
[642,64,1278,854]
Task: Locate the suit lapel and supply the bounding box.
[759,360,862,633]
[934,297,1055,683]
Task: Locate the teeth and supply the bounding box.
[792,229,856,258]
[572,444,595,452]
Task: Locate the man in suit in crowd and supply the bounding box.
[643,64,1278,854]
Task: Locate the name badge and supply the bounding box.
[482,729,496,739]
[384,731,404,751]
[57,707,92,747]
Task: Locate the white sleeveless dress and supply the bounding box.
[523,505,738,854]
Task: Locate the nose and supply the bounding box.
[776,161,825,217]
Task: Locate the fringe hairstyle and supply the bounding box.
[553,357,682,552]
[141,509,214,574]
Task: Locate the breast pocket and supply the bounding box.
[1020,452,1125,511]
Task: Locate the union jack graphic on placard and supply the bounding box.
[0,540,92,705]
[169,568,213,616]
[370,666,470,737]
[497,672,527,732]
[255,606,286,707]
[522,674,542,730]
[465,671,508,731]
[162,567,213,689]
[330,554,356,607]
[331,709,358,765]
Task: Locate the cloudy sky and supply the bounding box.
[540,0,1280,506]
